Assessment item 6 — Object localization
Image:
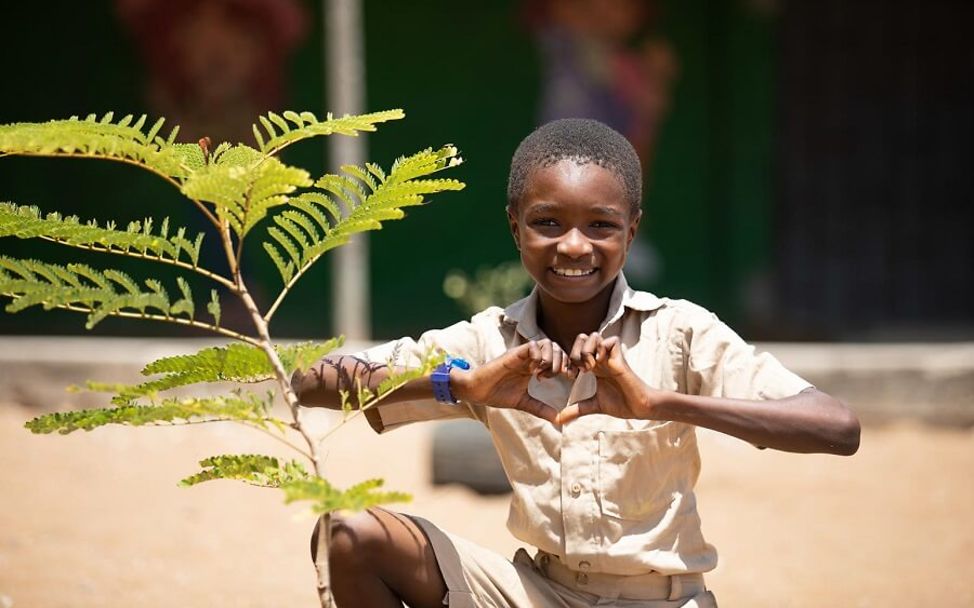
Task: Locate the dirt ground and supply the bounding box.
[1,402,972,608]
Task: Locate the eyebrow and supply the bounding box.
[590,205,625,218]
[527,203,626,218]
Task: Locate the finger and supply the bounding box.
[594,338,608,369]
[581,332,601,370]
[502,342,535,371]
[536,340,554,376]
[556,397,601,425]
[557,343,573,376]
[602,336,625,371]
[540,342,564,379]
[569,333,588,374]
[527,340,541,372]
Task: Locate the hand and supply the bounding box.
[555,333,663,425]
[453,339,568,424]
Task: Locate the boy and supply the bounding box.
[293,118,860,607]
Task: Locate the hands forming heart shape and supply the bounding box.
[452,333,663,427]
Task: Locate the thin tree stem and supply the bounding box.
[264,251,326,323]
[219,219,322,471]
[232,420,313,461]
[315,514,333,607]
[316,375,413,445]
[223,219,334,606]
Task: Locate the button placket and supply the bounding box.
[559,421,599,569]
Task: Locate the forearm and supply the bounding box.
[291,355,437,410]
[653,388,860,455]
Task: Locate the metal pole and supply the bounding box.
[325,0,369,340]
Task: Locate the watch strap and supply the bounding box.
[431,356,470,404]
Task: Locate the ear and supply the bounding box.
[507,205,521,250]
[626,210,642,250]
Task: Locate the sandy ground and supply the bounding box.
[1,402,972,608]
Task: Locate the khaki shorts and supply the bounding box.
[410,516,718,608]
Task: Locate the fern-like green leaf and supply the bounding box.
[171,277,195,318]
[179,454,312,488]
[83,339,343,404]
[263,241,295,284]
[0,256,197,328]
[253,109,405,156]
[261,146,464,290]
[280,477,411,515]
[0,203,210,271]
[24,394,277,435]
[0,114,194,178]
[180,146,312,237]
[206,289,221,326]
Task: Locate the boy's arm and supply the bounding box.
[293,342,567,424]
[556,334,860,456]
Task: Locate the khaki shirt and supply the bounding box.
[360,274,811,576]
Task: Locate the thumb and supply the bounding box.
[556,396,601,425]
[601,336,628,374]
[502,341,537,371]
[519,396,561,426]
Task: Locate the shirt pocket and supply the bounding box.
[596,423,691,520]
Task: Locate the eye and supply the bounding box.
[591,220,620,229]
[531,217,558,227]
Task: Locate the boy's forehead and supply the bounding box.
[522,159,627,198]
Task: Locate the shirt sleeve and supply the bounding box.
[356,319,489,434]
[683,307,812,400]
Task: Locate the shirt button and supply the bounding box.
[570,482,582,497]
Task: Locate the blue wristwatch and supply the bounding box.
[431,356,471,404]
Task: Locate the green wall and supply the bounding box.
[0,0,776,339]
[650,0,775,321]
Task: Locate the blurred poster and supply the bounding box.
[116,0,308,145]
[525,0,678,167]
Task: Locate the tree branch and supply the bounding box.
[3,152,221,228]
[37,237,237,291]
[56,303,260,346]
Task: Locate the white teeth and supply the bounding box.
[553,268,595,277]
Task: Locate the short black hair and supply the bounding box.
[507,118,642,215]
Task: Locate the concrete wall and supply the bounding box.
[2,337,970,426]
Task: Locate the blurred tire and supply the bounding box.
[431,420,511,495]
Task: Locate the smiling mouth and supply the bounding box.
[552,267,597,277]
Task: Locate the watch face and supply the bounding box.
[446,356,471,370]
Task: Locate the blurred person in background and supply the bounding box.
[116,0,308,145]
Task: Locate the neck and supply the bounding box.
[536,280,616,351]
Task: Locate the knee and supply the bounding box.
[309,510,389,568]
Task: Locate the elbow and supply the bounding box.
[829,401,861,456]
[291,368,309,404]
[292,364,341,410]
[291,366,326,408]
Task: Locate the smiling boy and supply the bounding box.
[293,118,860,607]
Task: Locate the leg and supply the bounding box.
[310,508,448,608]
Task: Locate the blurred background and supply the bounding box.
[1,1,972,607]
[2,0,970,341]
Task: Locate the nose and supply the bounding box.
[556,227,593,259]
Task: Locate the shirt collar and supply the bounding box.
[501,272,663,340]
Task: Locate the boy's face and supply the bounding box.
[508,159,640,306]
